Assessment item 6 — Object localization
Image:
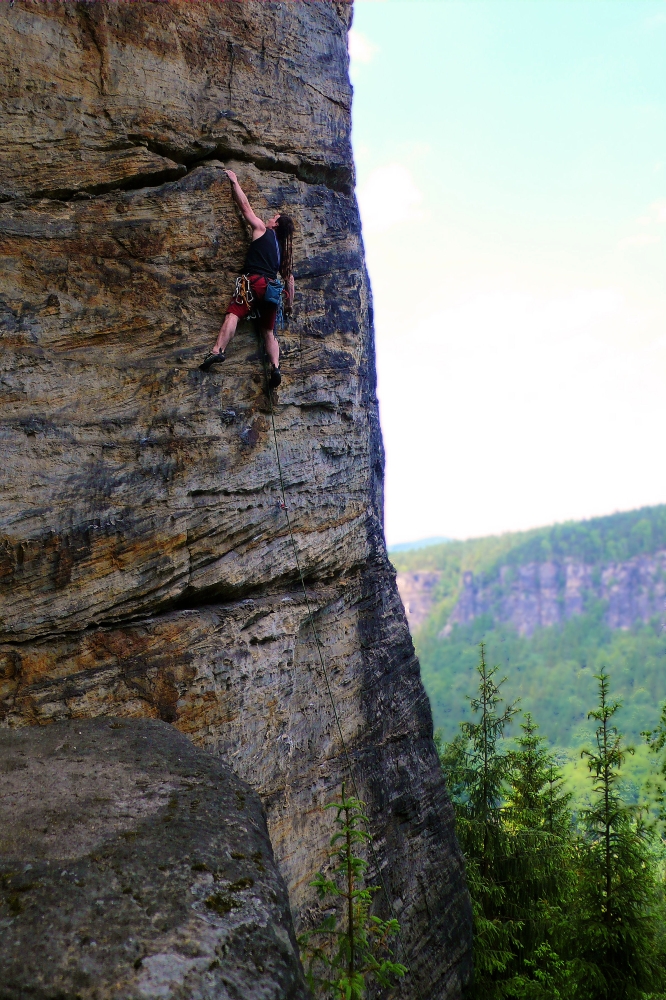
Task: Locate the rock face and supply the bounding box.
[396,571,443,630]
[448,552,666,637]
[0,3,471,998]
[0,718,308,1000]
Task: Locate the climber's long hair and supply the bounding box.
[276,214,294,282]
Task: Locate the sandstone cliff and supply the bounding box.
[445,551,666,637]
[0,3,471,996]
[396,571,443,631]
[396,547,666,639]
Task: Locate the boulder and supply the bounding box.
[0,718,307,1000]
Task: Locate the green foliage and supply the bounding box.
[503,941,584,1000]
[442,659,666,1000]
[418,610,666,816]
[574,671,666,999]
[506,714,572,836]
[391,505,666,579]
[440,645,521,996]
[298,784,407,1000]
[420,611,666,753]
[644,704,666,830]
[395,509,666,994]
[391,504,666,804]
[500,508,666,569]
[502,714,578,988]
[391,530,546,628]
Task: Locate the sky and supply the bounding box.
[349,0,666,546]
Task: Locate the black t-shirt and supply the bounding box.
[243,230,280,279]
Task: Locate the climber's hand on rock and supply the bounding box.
[226,169,238,184]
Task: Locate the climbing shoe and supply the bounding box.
[200,350,225,371]
[268,365,282,389]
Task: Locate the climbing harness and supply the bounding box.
[235,273,285,330]
[259,335,425,1000]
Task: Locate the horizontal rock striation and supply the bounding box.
[0,2,471,997]
[0,718,308,1000]
[0,1,354,202]
[447,552,666,637]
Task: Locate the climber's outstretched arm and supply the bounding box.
[225,170,265,239]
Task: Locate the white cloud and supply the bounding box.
[636,199,666,225]
[619,198,666,248]
[376,288,666,544]
[356,163,423,234]
[348,29,379,65]
[650,199,666,222]
[618,233,661,249]
[618,198,666,247]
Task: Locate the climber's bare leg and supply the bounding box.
[213,312,239,355]
[263,325,280,368]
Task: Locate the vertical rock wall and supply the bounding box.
[447,553,666,636]
[0,3,471,996]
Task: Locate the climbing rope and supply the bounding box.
[259,338,427,1000]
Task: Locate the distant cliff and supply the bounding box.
[0,3,471,996]
[447,550,666,637]
[396,571,443,629]
[392,506,666,747]
[396,553,666,640]
[394,506,666,638]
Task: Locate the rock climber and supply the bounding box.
[200,169,295,389]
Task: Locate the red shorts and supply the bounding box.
[226,274,277,330]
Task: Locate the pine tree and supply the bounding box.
[644,700,666,831]
[439,643,520,997]
[442,655,666,999]
[502,714,580,999]
[576,669,665,999]
[642,700,666,997]
[298,784,407,999]
[506,715,572,837]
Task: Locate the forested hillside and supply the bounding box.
[392,505,666,798]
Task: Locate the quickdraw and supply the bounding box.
[233,274,254,311]
[235,273,285,329]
